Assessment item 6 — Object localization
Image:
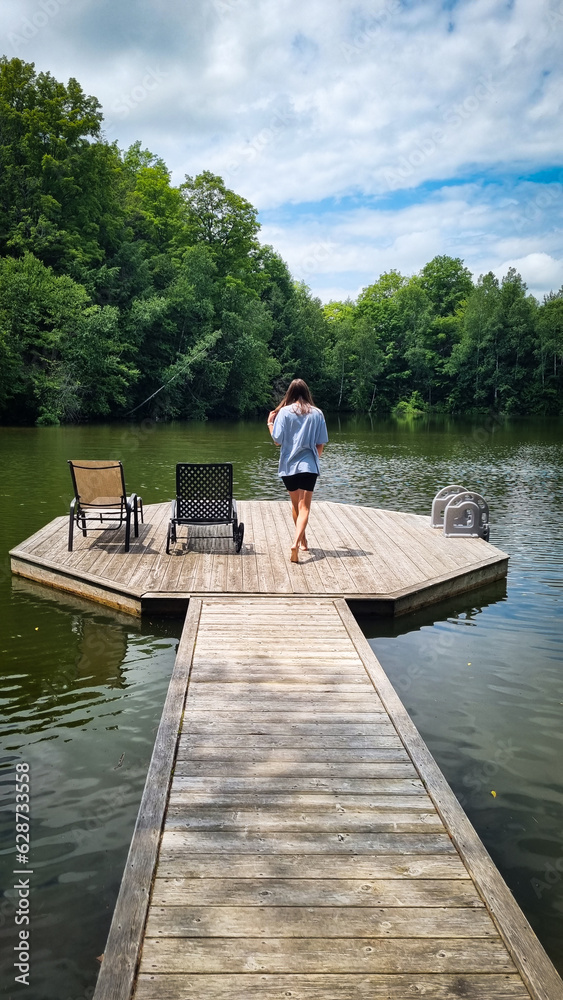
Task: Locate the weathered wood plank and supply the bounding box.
[154,852,470,880]
[134,972,531,1000]
[182,712,390,727]
[178,734,404,750]
[181,721,397,736]
[168,791,429,809]
[300,504,359,593]
[190,665,371,681]
[190,652,370,664]
[332,502,410,592]
[145,904,496,938]
[160,830,457,854]
[336,599,562,1000]
[263,500,309,594]
[178,742,412,760]
[150,877,481,907]
[172,760,422,778]
[170,774,423,794]
[170,775,425,795]
[99,503,171,592]
[10,557,142,615]
[11,515,67,554]
[238,501,260,594]
[185,690,385,709]
[138,936,516,974]
[175,747,409,762]
[252,500,292,593]
[164,806,443,833]
[124,503,176,592]
[351,507,440,590]
[92,598,202,1000]
[317,501,384,594]
[361,506,457,576]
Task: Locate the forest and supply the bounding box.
[1,55,562,426]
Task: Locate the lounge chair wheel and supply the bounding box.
[235,522,244,553]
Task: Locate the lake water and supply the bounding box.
[0,414,562,998]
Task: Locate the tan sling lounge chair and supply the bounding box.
[68,460,143,552]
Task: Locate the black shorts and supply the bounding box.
[281,472,318,492]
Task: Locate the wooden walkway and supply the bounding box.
[10,500,508,616]
[92,598,563,1000]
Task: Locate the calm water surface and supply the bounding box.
[0,415,562,997]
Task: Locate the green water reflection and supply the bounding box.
[0,415,562,996]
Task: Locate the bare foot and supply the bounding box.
[300,534,308,551]
[290,546,299,563]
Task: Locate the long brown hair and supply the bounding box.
[272,379,315,417]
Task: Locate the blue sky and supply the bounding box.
[3,0,563,302]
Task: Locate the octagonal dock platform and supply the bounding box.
[9,499,508,616]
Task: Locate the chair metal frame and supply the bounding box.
[166,462,244,554]
[68,460,143,553]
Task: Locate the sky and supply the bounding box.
[3,0,563,303]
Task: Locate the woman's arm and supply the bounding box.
[268,410,281,445]
[316,443,324,457]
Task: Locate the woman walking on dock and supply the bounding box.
[267,379,328,563]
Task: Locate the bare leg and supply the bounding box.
[289,490,308,549]
[288,489,313,561]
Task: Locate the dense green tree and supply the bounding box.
[180,171,260,279]
[123,142,186,260]
[536,292,563,410]
[420,255,474,316]
[0,252,89,422]
[0,252,136,423]
[1,57,561,424]
[446,269,537,412]
[447,272,502,409]
[323,300,356,409]
[0,56,123,276]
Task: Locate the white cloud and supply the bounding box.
[262,180,563,302]
[3,0,563,301]
[492,252,563,300]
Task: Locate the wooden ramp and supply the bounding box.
[10,500,509,616]
[93,598,563,1000]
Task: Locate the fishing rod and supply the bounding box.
[126,331,221,416]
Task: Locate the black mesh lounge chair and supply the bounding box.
[166,463,244,554]
[68,460,143,552]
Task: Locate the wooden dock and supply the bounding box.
[13,499,561,996]
[10,499,508,616]
[92,597,563,1000]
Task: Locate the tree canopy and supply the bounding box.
[0,56,561,425]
